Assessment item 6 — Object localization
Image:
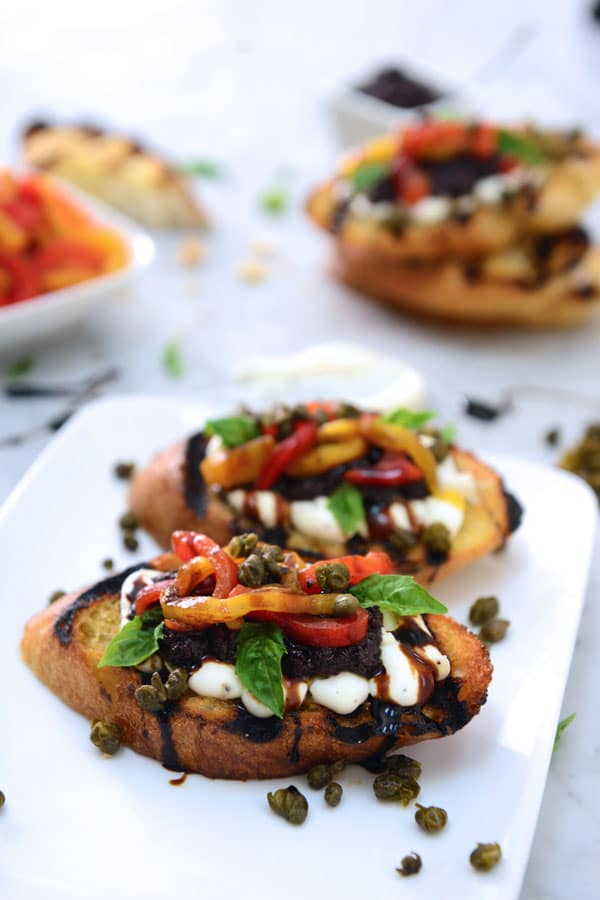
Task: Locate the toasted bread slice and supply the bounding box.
[329,237,600,328]
[21,579,492,779]
[23,121,207,229]
[128,443,519,585]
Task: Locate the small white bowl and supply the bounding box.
[328,67,472,148]
[0,183,155,351]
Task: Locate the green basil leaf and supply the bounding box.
[235,622,287,718]
[327,482,365,536]
[6,356,35,378]
[497,130,545,165]
[553,712,576,752]
[379,408,436,430]
[440,422,457,442]
[162,339,185,378]
[204,416,260,448]
[178,159,221,177]
[98,607,164,669]
[352,162,390,193]
[350,574,448,616]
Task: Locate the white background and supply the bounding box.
[1,1,600,897]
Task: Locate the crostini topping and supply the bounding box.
[99,532,452,719]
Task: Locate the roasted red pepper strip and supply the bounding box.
[0,253,39,304]
[299,551,393,593]
[256,419,318,489]
[344,451,423,487]
[171,530,238,598]
[249,607,369,648]
[134,580,174,616]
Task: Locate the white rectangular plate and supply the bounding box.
[0,396,596,900]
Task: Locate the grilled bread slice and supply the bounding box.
[23,121,207,229]
[21,578,492,779]
[330,231,600,328]
[128,443,520,585]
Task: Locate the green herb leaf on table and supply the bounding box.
[6,356,35,378]
[178,159,221,177]
[98,607,164,669]
[235,621,287,718]
[328,483,366,536]
[351,162,390,193]
[497,130,545,165]
[379,408,435,430]
[553,712,576,752]
[259,186,289,216]
[204,416,260,449]
[162,340,185,378]
[350,574,448,616]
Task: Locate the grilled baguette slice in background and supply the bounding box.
[23,120,207,229]
[21,577,492,779]
[129,443,520,585]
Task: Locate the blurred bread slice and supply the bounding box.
[23,121,207,229]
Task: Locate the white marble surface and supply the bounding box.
[1,1,600,896]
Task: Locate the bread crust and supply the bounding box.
[21,590,492,779]
[329,240,600,328]
[129,444,513,584]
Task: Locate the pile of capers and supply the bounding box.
[235,539,287,588]
[469,595,510,644]
[134,668,188,712]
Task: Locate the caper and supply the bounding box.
[123,533,139,552]
[422,522,451,557]
[113,461,136,480]
[385,754,422,780]
[0,790,5,809]
[260,544,286,576]
[267,785,308,825]
[470,842,502,872]
[165,668,188,701]
[316,562,350,593]
[396,852,422,877]
[429,437,449,463]
[479,618,510,643]
[102,558,114,571]
[332,594,359,617]
[334,402,361,419]
[414,803,448,833]
[135,672,167,711]
[389,528,417,554]
[324,782,343,807]
[238,553,266,588]
[469,595,499,626]
[226,532,258,558]
[119,511,139,531]
[48,590,66,605]
[373,773,420,806]
[329,760,345,778]
[90,720,121,755]
[544,427,560,447]
[307,764,332,790]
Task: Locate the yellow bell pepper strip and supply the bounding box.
[161,585,353,628]
[200,434,275,489]
[360,418,438,491]
[286,437,368,477]
[317,418,363,442]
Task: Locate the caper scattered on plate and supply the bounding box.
[324,782,343,807]
[316,562,350,593]
[470,842,502,872]
[479,618,510,643]
[123,533,139,552]
[101,558,114,571]
[113,461,136,480]
[396,852,422,877]
[414,803,448,833]
[48,590,66,605]
[373,773,420,805]
[544,427,561,447]
[307,764,332,790]
[90,720,121,755]
[119,511,139,531]
[469,595,499,626]
[267,785,308,825]
[560,423,600,500]
[385,754,422,780]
